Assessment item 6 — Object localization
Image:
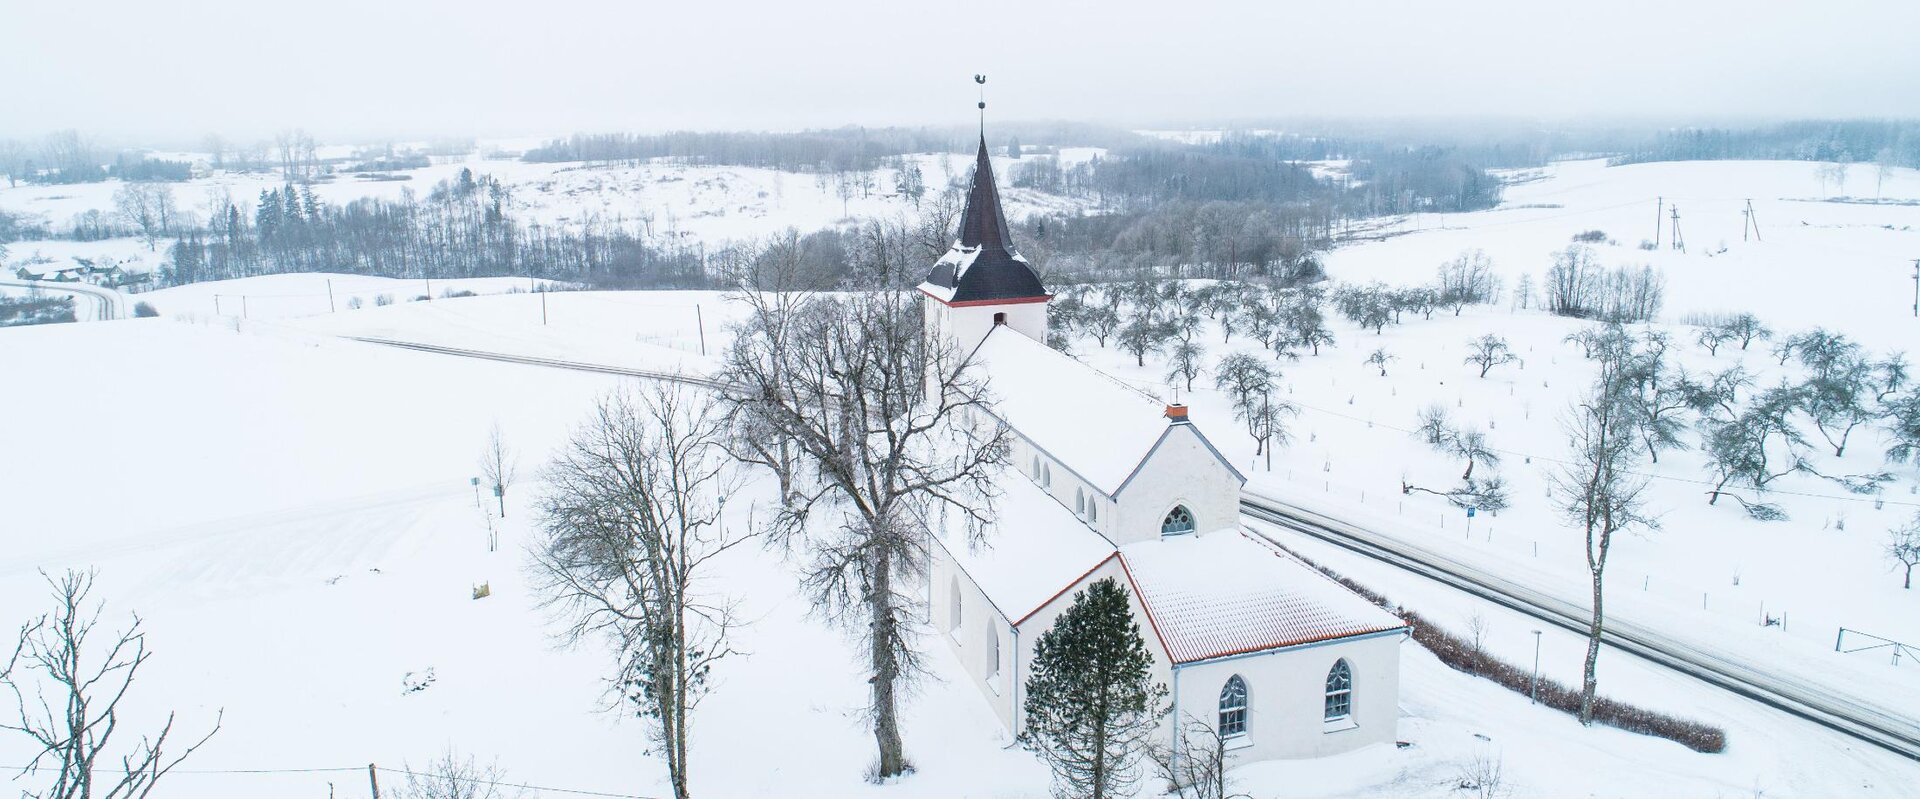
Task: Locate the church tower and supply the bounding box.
[918,135,1051,351]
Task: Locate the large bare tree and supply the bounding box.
[1551,339,1658,723]
[533,386,747,799]
[1,570,221,799]
[721,240,1010,780]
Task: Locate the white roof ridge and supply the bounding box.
[983,325,1164,407]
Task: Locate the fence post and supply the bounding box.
[1835,628,1845,652]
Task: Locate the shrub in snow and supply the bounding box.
[347,296,364,310]
[375,293,394,306]
[132,301,158,318]
[1572,229,1610,244]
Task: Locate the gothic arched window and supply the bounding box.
[1218,674,1248,737]
[1161,505,1195,537]
[949,577,963,633]
[1325,659,1353,721]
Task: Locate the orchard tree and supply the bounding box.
[1886,514,1920,590]
[1364,347,1395,376]
[1165,339,1207,392]
[1723,313,1772,350]
[1463,334,1518,378]
[1120,316,1168,367]
[1022,578,1167,799]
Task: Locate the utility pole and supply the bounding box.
[695,304,708,356]
[541,289,548,325]
[1669,206,1685,252]
[1743,199,1762,242]
[367,764,381,799]
[1911,258,1919,319]
[1654,196,1663,248]
[327,278,336,312]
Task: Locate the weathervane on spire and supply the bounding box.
[974,74,987,136]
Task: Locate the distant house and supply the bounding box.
[16,259,134,287]
[924,135,1408,764]
[15,264,88,282]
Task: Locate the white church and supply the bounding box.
[922,135,1409,763]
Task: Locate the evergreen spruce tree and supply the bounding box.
[1023,577,1167,799]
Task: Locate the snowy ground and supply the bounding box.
[6,158,1920,797]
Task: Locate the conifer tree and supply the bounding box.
[1023,578,1167,799]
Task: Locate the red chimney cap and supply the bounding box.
[1165,403,1189,421]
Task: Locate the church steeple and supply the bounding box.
[958,135,1014,253]
[918,131,1047,306]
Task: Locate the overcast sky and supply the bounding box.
[6,0,1917,144]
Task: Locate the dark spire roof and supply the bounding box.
[921,136,1048,303]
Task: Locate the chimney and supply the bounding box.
[1165,403,1189,423]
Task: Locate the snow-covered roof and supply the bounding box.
[1120,531,1406,664]
[933,473,1116,624]
[972,326,1175,495]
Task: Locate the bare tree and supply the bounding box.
[1463,334,1517,378]
[392,750,524,799]
[1,570,221,799]
[721,278,1010,780]
[533,386,746,799]
[1150,715,1252,799]
[113,183,174,251]
[1437,249,1498,315]
[479,423,518,520]
[1886,513,1920,590]
[1551,356,1658,724]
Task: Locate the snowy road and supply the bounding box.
[1240,494,1920,763]
[339,333,1920,764]
[0,278,125,321]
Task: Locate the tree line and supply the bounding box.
[162,168,708,289]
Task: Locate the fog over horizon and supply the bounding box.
[6,0,1919,144]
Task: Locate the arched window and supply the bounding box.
[1218,675,1248,737]
[1042,463,1052,488]
[1031,455,1041,480]
[1325,659,1353,721]
[949,577,963,633]
[1088,500,1098,523]
[986,625,1001,679]
[1075,488,1085,516]
[1161,505,1195,537]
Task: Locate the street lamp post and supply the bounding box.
[1530,629,1544,705]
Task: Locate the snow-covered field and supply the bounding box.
[5,157,1920,797]
[0,146,1098,281]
